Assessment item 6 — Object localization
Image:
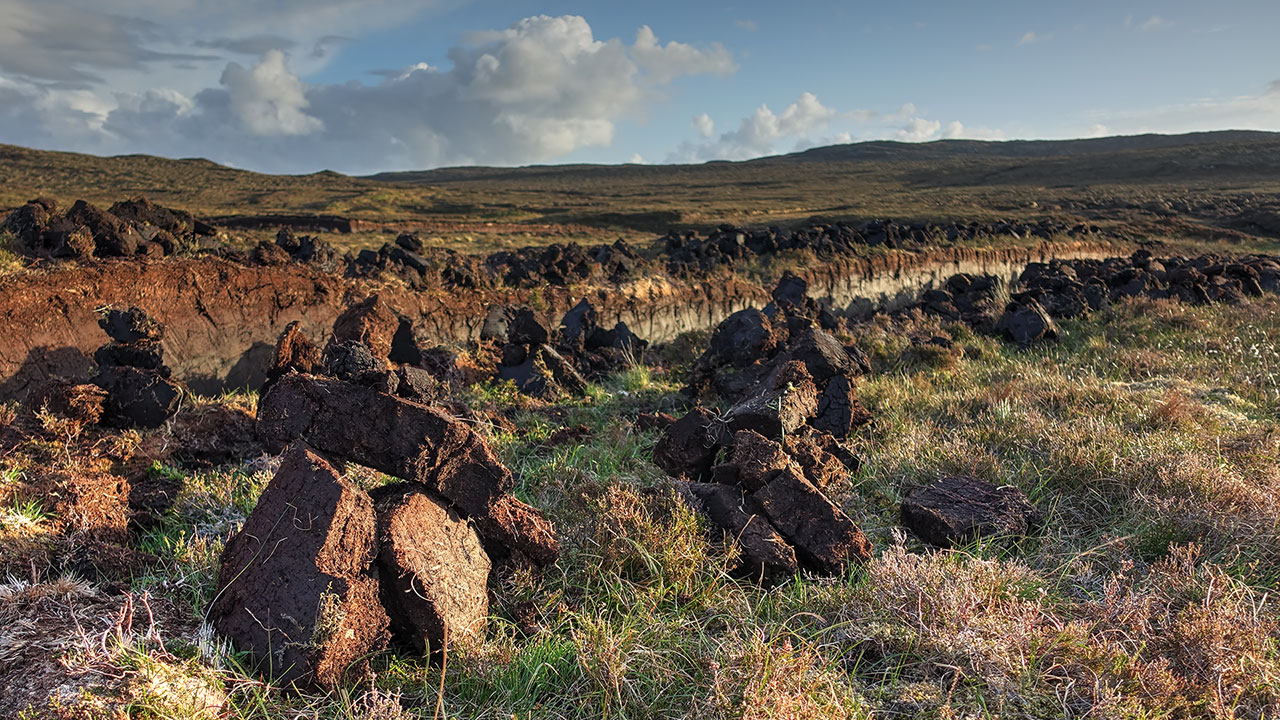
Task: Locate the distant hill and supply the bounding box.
[785,130,1280,161]
[3,130,1280,238]
[367,130,1280,184]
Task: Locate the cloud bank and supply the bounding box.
[0,11,734,173]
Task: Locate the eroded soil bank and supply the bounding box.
[0,240,1118,400]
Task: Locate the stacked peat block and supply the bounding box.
[210,373,558,689]
[214,294,557,689]
[2,196,214,259]
[555,298,648,377]
[657,274,875,583]
[265,295,462,407]
[918,252,1280,346]
[482,307,588,399]
[477,297,651,398]
[91,308,183,428]
[684,274,873,439]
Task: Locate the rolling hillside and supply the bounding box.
[4,131,1280,237]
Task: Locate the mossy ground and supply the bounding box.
[2,295,1279,718]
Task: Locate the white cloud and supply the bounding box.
[1017,31,1045,47]
[665,97,980,161]
[1084,85,1280,136]
[942,121,1006,140]
[668,91,836,162]
[0,13,738,172]
[631,25,735,85]
[1140,15,1168,31]
[692,112,714,137]
[896,116,941,142]
[733,19,758,32]
[1087,123,1110,137]
[220,50,321,136]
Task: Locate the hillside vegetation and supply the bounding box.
[5,131,1280,240]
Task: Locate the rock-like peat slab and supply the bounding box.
[209,442,389,690]
[375,485,491,656]
[900,475,1042,548]
[257,373,512,517]
[215,366,559,687]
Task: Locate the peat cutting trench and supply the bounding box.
[0,240,1117,401]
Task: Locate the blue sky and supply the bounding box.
[0,0,1276,173]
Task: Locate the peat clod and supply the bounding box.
[209,442,390,690]
[995,298,1059,346]
[754,468,873,573]
[331,296,399,360]
[653,407,724,482]
[915,253,1280,345]
[722,361,819,440]
[222,364,559,684]
[675,481,799,582]
[257,374,511,516]
[484,299,648,398]
[90,307,183,428]
[900,475,1042,548]
[99,307,164,344]
[264,321,321,390]
[471,494,561,568]
[375,485,491,656]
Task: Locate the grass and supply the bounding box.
[2,295,1280,718]
[0,495,48,527]
[0,230,25,273]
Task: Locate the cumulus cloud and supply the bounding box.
[665,97,984,162]
[896,117,941,142]
[219,50,322,135]
[631,25,735,84]
[668,92,837,162]
[692,112,714,137]
[942,121,1006,140]
[3,14,739,172]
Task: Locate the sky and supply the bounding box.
[0,0,1277,175]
